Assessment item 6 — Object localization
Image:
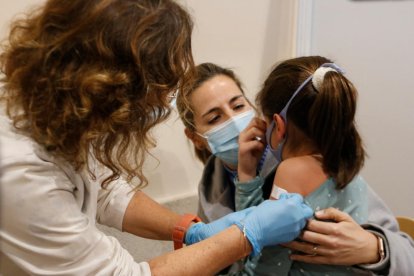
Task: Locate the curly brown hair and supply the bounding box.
[0,0,195,188]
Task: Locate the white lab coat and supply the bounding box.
[0,110,151,275]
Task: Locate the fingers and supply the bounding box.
[248,117,267,131]
[289,254,334,265]
[285,241,340,265]
[238,118,267,178]
[278,193,313,217]
[240,118,267,143]
[283,241,329,256]
[299,228,333,246]
[305,219,337,235]
[314,207,353,223]
[241,139,265,154]
[302,204,314,219]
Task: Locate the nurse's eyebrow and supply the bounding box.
[229,95,244,104]
[201,95,244,118]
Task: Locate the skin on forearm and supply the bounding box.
[237,170,257,182]
[122,191,181,240]
[149,225,252,276]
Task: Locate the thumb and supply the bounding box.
[315,207,353,223]
[242,206,256,215]
[301,203,314,219]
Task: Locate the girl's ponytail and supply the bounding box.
[309,71,365,188]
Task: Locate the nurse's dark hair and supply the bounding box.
[177,62,248,164]
[256,56,365,189]
[0,0,195,188]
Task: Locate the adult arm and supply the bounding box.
[150,225,251,275]
[235,117,267,210]
[131,193,313,274]
[360,185,414,274]
[122,191,181,240]
[96,161,181,240]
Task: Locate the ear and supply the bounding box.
[184,128,206,151]
[272,113,287,140]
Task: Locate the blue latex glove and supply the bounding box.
[235,193,313,256]
[185,207,255,245]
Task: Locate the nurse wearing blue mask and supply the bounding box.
[178,63,275,181]
[177,63,279,273]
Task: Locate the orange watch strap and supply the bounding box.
[172,214,202,250]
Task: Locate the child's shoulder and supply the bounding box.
[275,155,327,196]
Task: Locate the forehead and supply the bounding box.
[190,75,244,115]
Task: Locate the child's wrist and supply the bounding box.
[237,170,257,182]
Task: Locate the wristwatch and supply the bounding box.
[377,235,385,262]
[172,214,202,250]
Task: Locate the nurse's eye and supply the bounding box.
[208,115,221,125]
[233,103,245,111]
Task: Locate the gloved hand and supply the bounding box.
[235,193,313,256]
[185,207,255,245]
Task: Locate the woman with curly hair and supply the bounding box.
[0,0,312,275]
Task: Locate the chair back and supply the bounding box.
[396,216,414,239]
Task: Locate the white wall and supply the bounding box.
[0,0,45,34]
[306,0,414,217]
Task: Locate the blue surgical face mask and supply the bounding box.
[198,109,255,166]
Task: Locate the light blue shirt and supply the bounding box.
[234,175,369,276]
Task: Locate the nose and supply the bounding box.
[222,106,239,121]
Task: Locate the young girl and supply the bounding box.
[237,56,369,275]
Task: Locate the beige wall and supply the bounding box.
[0,0,45,35]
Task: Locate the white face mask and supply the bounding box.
[198,109,255,166]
